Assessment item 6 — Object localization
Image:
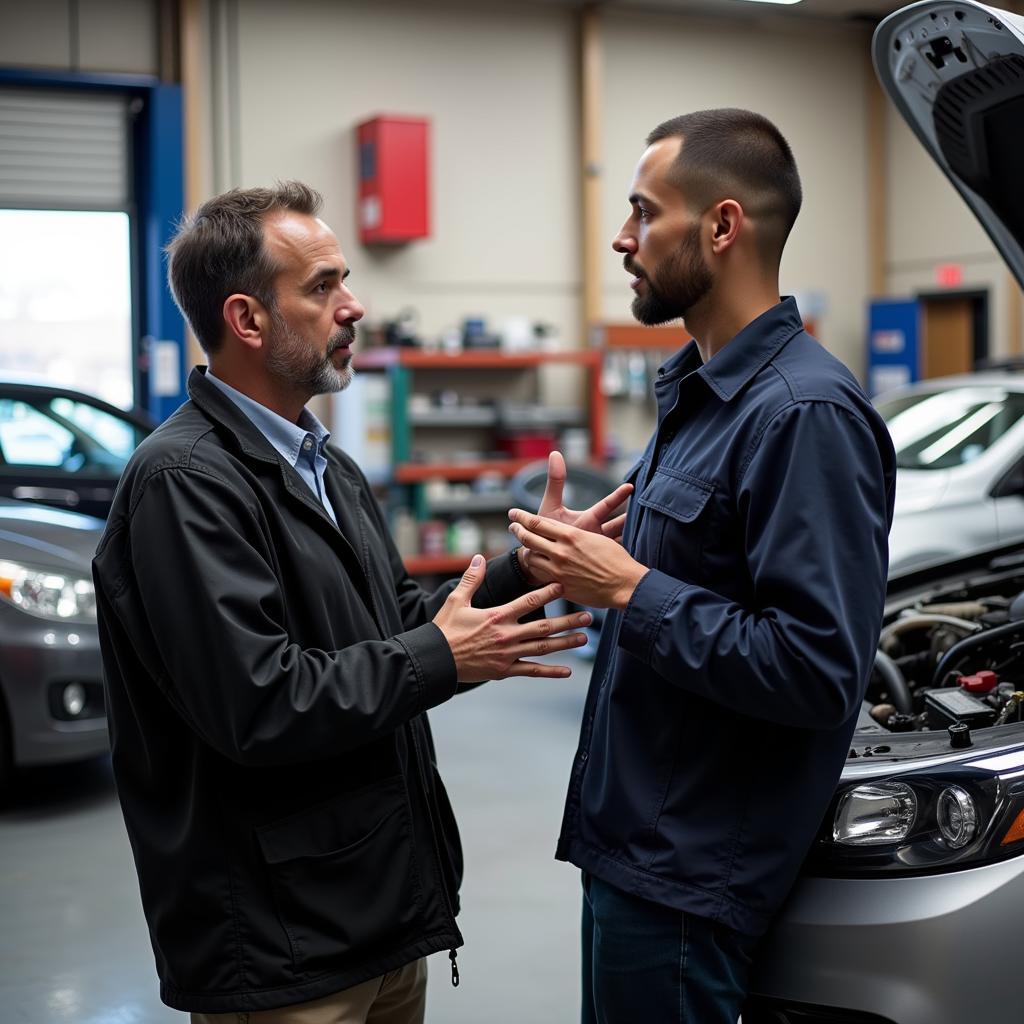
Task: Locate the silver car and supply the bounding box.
[0,499,108,788]
[881,373,1024,573]
[745,2,1024,1021]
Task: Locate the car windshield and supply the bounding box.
[878,386,1024,471]
[0,396,145,474]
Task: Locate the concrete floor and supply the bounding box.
[0,658,591,1024]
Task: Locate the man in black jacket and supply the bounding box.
[93,182,628,1022]
[509,110,896,1023]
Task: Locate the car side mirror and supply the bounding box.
[994,463,1024,499]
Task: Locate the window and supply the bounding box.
[0,400,74,467]
[0,396,142,474]
[0,210,134,409]
[49,397,140,462]
[878,386,1024,470]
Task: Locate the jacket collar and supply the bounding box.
[187,366,283,465]
[204,369,332,472]
[187,366,362,526]
[185,366,377,612]
[657,296,805,403]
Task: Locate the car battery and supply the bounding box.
[924,688,998,731]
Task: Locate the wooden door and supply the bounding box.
[921,297,974,378]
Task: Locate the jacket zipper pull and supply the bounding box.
[449,948,460,987]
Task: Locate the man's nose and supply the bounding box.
[337,292,365,323]
[612,229,636,254]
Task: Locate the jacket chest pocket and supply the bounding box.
[635,470,714,584]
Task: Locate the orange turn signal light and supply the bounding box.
[1000,809,1024,846]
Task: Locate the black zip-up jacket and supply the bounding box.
[93,368,528,1013]
[557,299,897,936]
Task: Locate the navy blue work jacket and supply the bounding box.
[556,298,896,936]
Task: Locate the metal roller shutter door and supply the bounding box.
[0,87,129,211]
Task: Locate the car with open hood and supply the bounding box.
[744,3,1024,1022]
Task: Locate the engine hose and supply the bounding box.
[881,613,982,643]
[915,601,988,620]
[931,619,1024,689]
[876,610,978,659]
[873,649,914,715]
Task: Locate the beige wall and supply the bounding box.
[210,0,581,352]
[0,0,159,76]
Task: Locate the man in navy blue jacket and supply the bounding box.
[509,109,896,1023]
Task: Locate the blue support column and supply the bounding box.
[139,84,187,422]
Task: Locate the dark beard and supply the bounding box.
[265,315,355,395]
[630,224,713,326]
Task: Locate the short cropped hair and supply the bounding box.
[647,109,802,265]
[166,181,323,354]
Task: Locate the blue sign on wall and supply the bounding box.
[868,299,919,397]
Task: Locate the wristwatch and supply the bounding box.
[509,546,531,585]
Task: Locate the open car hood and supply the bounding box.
[873,0,1024,289]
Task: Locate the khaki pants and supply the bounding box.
[190,958,427,1024]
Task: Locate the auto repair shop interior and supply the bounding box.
[2,1,1024,1023]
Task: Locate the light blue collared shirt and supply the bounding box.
[206,370,338,526]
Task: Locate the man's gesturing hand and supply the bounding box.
[538,450,633,539]
[507,510,648,610]
[516,450,634,584]
[433,554,592,684]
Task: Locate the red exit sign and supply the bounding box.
[935,263,964,287]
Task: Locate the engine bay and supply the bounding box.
[856,553,1024,756]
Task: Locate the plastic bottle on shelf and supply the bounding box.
[627,352,647,399]
[562,428,590,464]
[449,516,483,556]
[420,520,447,556]
[485,527,511,555]
[392,509,420,558]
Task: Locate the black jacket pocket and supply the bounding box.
[255,776,424,974]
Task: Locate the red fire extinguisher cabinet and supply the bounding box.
[357,116,430,244]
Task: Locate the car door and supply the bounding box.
[0,387,151,518]
[992,452,1024,545]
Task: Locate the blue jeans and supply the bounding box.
[581,872,760,1024]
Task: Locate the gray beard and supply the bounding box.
[265,318,354,395]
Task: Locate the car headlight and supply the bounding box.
[833,781,917,846]
[937,785,978,850]
[0,559,96,621]
[806,757,1024,877]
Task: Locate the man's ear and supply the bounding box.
[709,199,743,255]
[222,294,269,353]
